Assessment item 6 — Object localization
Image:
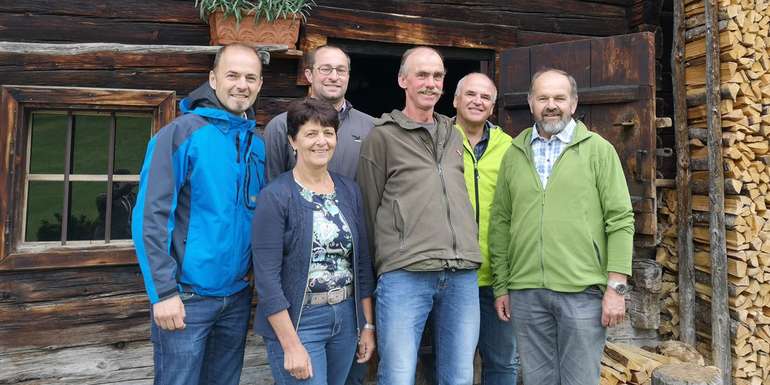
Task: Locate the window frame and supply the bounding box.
[0,85,175,270]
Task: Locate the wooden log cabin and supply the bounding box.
[0,1,674,383]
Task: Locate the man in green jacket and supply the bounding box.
[488,68,634,385]
[454,73,517,385]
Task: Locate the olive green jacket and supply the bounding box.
[358,110,481,276]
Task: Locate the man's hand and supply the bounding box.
[152,295,186,331]
[494,295,511,322]
[601,287,626,327]
[356,329,376,363]
[284,343,313,380]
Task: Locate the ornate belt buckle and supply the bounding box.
[327,287,345,305]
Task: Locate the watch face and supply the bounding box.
[615,284,628,295]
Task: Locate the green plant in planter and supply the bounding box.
[194,0,316,23]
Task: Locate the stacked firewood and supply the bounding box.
[600,341,705,385]
[659,0,770,383]
[656,189,680,341]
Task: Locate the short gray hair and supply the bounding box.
[455,72,498,101]
[528,68,578,100]
[398,46,444,77]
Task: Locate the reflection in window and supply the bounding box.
[24,111,151,243]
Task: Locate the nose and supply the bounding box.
[235,76,248,89]
[545,97,557,109]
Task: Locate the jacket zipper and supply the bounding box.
[436,129,458,257]
[473,156,480,226]
[535,140,571,288]
[462,143,481,227]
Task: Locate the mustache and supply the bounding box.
[542,107,562,115]
[418,88,443,96]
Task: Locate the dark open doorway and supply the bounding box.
[331,39,496,119]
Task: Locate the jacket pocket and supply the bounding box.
[592,239,603,269]
[393,200,405,251]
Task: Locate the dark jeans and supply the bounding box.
[478,286,519,385]
[151,286,252,385]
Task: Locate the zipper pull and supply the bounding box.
[235,135,241,163]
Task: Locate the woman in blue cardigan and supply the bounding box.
[252,98,375,385]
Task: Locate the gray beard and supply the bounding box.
[538,118,569,135]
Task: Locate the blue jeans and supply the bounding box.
[376,269,480,385]
[478,286,519,385]
[509,287,607,385]
[264,298,358,385]
[151,286,252,385]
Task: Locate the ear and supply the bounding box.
[304,68,313,84]
[452,95,459,109]
[209,70,217,90]
[570,97,578,115]
[255,76,264,95]
[527,95,535,115]
[397,75,407,90]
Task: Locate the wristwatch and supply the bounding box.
[607,280,629,295]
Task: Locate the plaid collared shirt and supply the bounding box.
[529,119,576,188]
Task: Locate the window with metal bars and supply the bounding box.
[24,111,151,245]
[0,86,175,270]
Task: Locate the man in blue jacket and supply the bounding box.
[132,43,266,385]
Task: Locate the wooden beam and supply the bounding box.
[0,42,299,65]
[704,0,731,382]
[672,0,696,347]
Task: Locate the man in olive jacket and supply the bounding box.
[488,68,634,385]
[357,46,481,385]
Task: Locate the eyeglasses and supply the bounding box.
[314,65,349,76]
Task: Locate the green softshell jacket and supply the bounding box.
[457,123,513,287]
[357,110,481,276]
[488,121,634,298]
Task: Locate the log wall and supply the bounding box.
[0,0,637,383]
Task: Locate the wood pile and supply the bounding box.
[659,0,770,383]
[600,341,705,385]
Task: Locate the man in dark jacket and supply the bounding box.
[358,46,481,385]
[132,43,266,385]
[264,45,373,181]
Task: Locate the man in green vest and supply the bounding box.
[489,68,634,385]
[453,72,517,385]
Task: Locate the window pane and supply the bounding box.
[109,182,138,240]
[25,181,64,242]
[72,115,110,174]
[29,112,66,174]
[115,115,152,175]
[68,182,107,241]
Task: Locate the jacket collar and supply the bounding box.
[512,120,592,155]
[377,109,449,131]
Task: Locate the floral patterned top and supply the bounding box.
[298,183,354,293]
